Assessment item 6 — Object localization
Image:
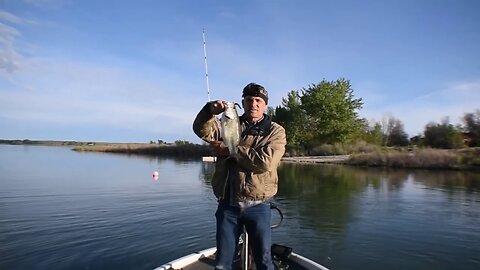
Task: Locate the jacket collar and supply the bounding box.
[240,114,272,136]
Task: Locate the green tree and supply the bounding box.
[410,135,423,146]
[174,140,192,145]
[386,118,409,146]
[299,79,363,144]
[462,109,480,147]
[362,120,383,145]
[423,118,464,149]
[273,90,306,146]
[349,118,383,145]
[266,106,275,118]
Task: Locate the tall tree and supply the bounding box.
[386,118,409,146]
[266,106,275,118]
[273,90,306,146]
[351,118,383,145]
[299,79,363,144]
[423,118,464,149]
[380,113,393,146]
[462,109,480,147]
[365,121,384,145]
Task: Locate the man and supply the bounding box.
[193,83,286,270]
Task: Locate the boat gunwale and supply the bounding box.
[153,247,329,270]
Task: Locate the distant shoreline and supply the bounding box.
[2,139,479,170]
[0,139,211,158]
[0,139,100,146]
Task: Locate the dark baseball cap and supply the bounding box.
[242,83,268,104]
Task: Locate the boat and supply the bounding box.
[153,244,328,270]
[154,205,329,270]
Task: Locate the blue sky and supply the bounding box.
[1,0,479,143]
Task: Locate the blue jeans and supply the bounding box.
[215,201,273,270]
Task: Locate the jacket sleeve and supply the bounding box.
[193,102,221,143]
[236,123,286,174]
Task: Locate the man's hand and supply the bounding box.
[210,100,225,115]
[209,141,230,157]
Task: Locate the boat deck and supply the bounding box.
[180,254,215,270]
[173,253,317,270]
[155,244,328,270]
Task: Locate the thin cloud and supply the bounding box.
[0,53,204,141]
[0,11,26,24]
[360,80,480,136]
[0,20,22,73]
[21,0,66,10]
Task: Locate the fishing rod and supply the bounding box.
[203,29,217,144]
[203,28,211,101]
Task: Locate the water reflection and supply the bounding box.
[199,161,480,244]
[411,170,480,192]
[200,161,215,186]
[274,163,480,270]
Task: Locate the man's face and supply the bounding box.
[243,96,266,122]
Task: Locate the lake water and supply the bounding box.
[1,145,479,270]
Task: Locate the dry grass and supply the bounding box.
[347,148,463,169]
[285,141,381,157]
[73,143,154,152]
[73,143,211,157]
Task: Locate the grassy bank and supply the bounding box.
[73,143,211,158]
[0,139,93,146]
[0,139,211,158]
[346,148,480,170]
[3,139,479,170]
[284,141,381,157]
[283,141,480,170]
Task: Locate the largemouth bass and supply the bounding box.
[221,102,241,155]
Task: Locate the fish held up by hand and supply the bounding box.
[220,102,241,155]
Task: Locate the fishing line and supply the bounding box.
[203,29,211,101]
[203,29,219,143]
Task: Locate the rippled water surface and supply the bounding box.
[1,145,479,270]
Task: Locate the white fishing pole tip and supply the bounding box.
[152,171,159,180]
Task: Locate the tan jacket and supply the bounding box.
[193,102,286,201]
